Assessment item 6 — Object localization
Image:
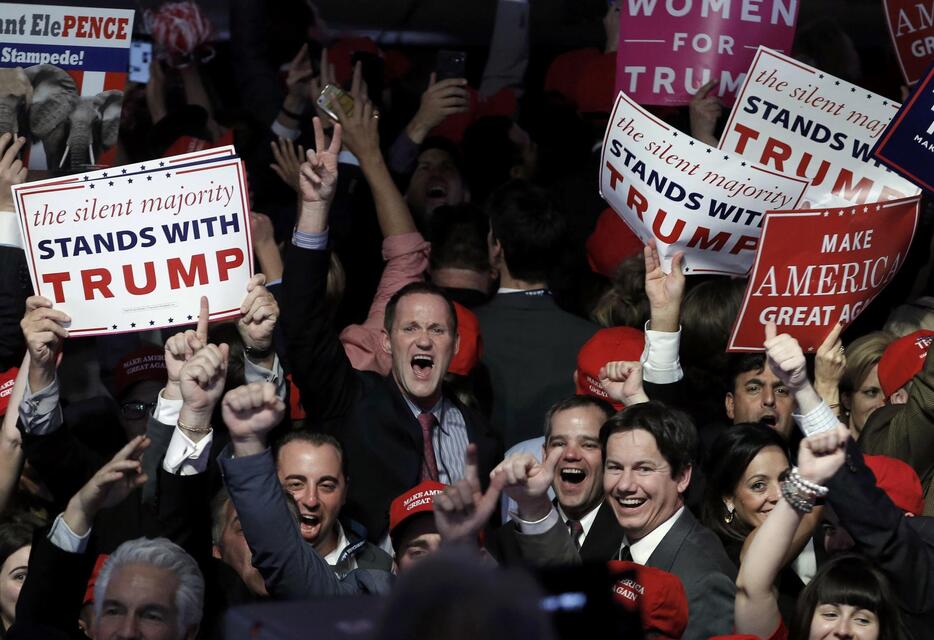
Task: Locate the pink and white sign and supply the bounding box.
[615,0,800,106]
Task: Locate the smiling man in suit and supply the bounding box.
[497,400,736,639]
[488,395,624,564]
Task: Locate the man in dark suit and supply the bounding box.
[497,401,736,639]
[475,180,597,448]
[282,120,500,542]
[488,394,624,564]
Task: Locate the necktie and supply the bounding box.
[418,412,439,481]
[618,544,633,562]
[567,519,584,551]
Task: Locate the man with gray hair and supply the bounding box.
[93,537,204,640]
[9,435,205,640]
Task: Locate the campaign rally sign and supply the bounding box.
[615,0,799,106]
[13,147,253,337]
[883,0,934,85]
[720,48,920,207]
[872,61,934,192]
[0,4,135,173]
[599,91,809,276]
[728,196,920,352]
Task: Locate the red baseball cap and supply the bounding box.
[545,48,602,105]
[574,52,616,115]
[449,302,482,376]
[608,561,688,639]
[575,327,646,410]
[877,330,933,398]
[83,553,110,605]
[0,368,18,417]
[586,208,644,278]
[864,454,925,516]
[389,481,446,544]
[113,345,167,398]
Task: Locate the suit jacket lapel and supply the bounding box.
[646,508,693,572]
[580,500,626,562]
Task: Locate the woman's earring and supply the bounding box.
[724,507,735,524]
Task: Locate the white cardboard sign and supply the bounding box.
[600,90,809,275]
[719,47,920,207]
[13,149,252,336]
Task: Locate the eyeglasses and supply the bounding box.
[120,401,157,420]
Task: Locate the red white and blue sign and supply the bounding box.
[0,4,135,173]
[873,60,934,192]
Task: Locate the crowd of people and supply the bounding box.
[0,1,932,639]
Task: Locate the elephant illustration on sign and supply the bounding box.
[0,63,123,173]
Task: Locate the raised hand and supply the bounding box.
[222,382,285,456]
[63,435,150,535]
[764,321,809,393]
[299,117,342,206]
[434,444,505,544]
[492,448,561,519]
[814,322,846,406]
[238,273,279,365]
[689,79,722,147]
[179,342,229,418]
[270,137,306,193]
[20,296,69,391]
[336,93,381,165]
[0,132,27,211]
[797,423,849,485]
[599,361,649,406]
[405,73,469,144]
[644,241,685,332]
[164,296,209,401]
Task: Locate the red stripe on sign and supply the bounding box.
[68,327,110,335]
[18,185,86,196]
[66,69,84,94]
[103,72,127,92]
[210,308,240,317]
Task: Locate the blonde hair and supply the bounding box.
[841,331,895,398]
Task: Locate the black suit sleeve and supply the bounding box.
[281,246,360,425]
[826,439,934,614]
[13,528,94,638]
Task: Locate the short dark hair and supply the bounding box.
[275,431,349,480]
[418,137,465,177]
[0,521,34,569]
[727,353,767,389]
[384,281,458,335]
[791,554,906,640]
[428,204,490,273]
[599,401,697,478]
[543,394,614,441]
[486,180,566,284]
[701,423,790,545]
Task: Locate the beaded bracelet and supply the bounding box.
[177,418,212,434]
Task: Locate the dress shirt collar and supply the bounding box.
[323,521,350,566]
[557,501,602,545]
[623,506,685,565]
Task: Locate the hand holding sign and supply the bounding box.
[644,242,685,333]
[20,295,69,392]
[764,321,809,394]
[689,80,722,147]
[238,273,279,365]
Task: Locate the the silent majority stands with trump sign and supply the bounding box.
[12,147,253,336]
